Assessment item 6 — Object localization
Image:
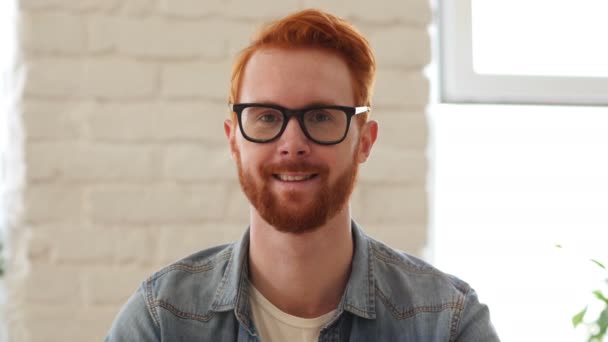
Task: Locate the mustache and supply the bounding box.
[261,161,329,175]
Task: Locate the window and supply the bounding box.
[440,0,608,105]
[430,104,608,341]
[432,1,608,341]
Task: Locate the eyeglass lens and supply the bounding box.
[240,106,348,143]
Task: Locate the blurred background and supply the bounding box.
[0,0,606,341]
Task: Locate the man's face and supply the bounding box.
[225,47,376,234]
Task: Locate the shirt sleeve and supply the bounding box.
[453,287,501,342]
[105,285,161,342]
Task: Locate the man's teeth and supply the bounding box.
[277,174,315,182]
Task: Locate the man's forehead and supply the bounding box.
[238,47,355,107]
[243,47,350,79]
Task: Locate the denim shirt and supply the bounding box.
[106,222,500,341]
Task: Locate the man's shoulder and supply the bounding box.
[106,242,243,339]
[366,236,472,307]
[354,230,499,340]
[143,242,236,304]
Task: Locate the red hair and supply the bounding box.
[229,9,376,124]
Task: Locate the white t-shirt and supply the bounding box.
[249,286,337,342]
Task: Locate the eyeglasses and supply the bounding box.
[229,103,370,145]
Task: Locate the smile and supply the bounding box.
[273,174,318,182]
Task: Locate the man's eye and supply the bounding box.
[258,113,281,122]
[309,112,331,122]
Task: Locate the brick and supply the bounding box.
[20,11,86,54]
[24,58,82,97]
[161,61,231,100]
[373,69,428,108]
[28,232,53,261]
[121,0,156,15]
[303,0,431,25]
[290,2,350,21]
[19,0,121,11]
[22,100,89,139]
[222,182,250,222]
[364,223,427,257]
[86,15,120,52]
[88,16,226,58]
[349,186,363,216]
[225,20,260,60]
[353,0,431,24]
[158,0,226,17]
[359,147,427,185]
[224,0,301,19]
[354,184,427,224]
[159,0,300,19]
[30,225,156,264]
[24,223,80,231]
[87,101,229,144]
[29,228,152,264]
[164,144,233,181]
[83,58,158,99]
[32,228,111,262]
[367,26,430,68]
[88,184,228,223]
[82,267,150,305]
[158,223,244,263]
[23,307,117,342]
[24,58,157,99]
[24,264,83,304]
[24,185,84,223]
[26,142,162,182]
[112,228,157,264]
[372,110,427,149]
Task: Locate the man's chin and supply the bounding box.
[264,214,328,235]
[250,190,327,234]
[271,188,316,204]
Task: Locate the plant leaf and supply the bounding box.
[591,259,606,270]
[573,306,588,327]
[555,244,563,248]
[596,306,608,337]
[593,290,608,305]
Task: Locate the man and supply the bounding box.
[106,9,499,341]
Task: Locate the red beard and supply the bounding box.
[233,142,359,234]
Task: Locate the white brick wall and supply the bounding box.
[25,58,158,99]
[4,0,431,340]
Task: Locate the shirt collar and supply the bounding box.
[341,220,377,319]
[210,220,377,324]
[210,228,253,332]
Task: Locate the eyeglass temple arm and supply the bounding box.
[354,106,371,115]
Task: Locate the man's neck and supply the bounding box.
[248,207,354,318]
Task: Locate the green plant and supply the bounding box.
[558,245,608,341]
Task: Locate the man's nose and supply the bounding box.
[278,117,311,157]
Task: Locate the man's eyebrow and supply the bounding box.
[303,101,341,107]
[254,101,343,108]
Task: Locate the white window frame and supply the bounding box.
[440,0,608,105]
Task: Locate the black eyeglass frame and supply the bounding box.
[229,103,370,145]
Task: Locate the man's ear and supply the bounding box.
[357,120,378,163]
[224,119,237,160]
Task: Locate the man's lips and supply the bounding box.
[272,173,319,182]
